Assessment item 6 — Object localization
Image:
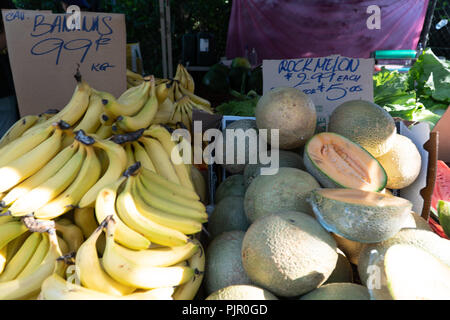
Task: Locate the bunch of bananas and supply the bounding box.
[0,216,65,300]
[125,64,214,132]
[0,67,209,300]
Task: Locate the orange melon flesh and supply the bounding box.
[304,132,387,191]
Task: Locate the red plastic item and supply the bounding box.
[430,160,450,239]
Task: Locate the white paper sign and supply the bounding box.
[263,55,374,131]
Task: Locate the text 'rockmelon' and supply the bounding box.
[304,132,387,191]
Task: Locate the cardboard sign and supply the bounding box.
[263,55,374,130]
[2,9,127,116]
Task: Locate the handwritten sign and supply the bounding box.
[2,9,126,116]
[263,55,374,131]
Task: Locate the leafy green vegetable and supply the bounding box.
[374,48,450,129]
[215,90,260,116]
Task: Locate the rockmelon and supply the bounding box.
[205,285,278,300]
[328,100,396,157]
[303,132,387,191]
[300,283,370,300]
[255,87,316,150]
[308,188,412,243]
[384,244,450,300]
[204,231,252,295]
[215,174,245,204]
[324,248,353,284]
[207,196,249,238]
[375,134,421,189]
[241,211,338,297]
[244,167,320,222]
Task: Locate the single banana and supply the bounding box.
[137,169,204,212]
[73,93,103,134]
[78,138,127,208]
[40,273,174,300]
[152,98,175,125]
[110,235,198,268]
[95,178,150,250]
[132,141,156,172]
[55,221,84,253]
[124,143,135,168]
[103,80,150,117]
[139,137,180,185]
[102,218,194,289]
[0,215,15,225]
[181,65,195,93]
[73,207,97,239]
[180,104,192,132]
[172,239,205,300]
[126,69,144,82]
[1,142,78,207]
[144,124,195,190]
[116,176,189,246]
[34,144,102,220]
[0,247,6,274]
[0,115,40,148]
[169,100,183,124]
[155,82,171,104]
[9,143,85,216]
[132,177,203,234]
[0,125,54,168]
[140,167,199,201]
[95,123,113,140]
[0,230,63,300]
[116,76,159,132]
[0,221,28,250]
[75,222,135,296]
[178,85,211,109]
[23,76,92,136]
[135,175,207,223]
[15,232,49,279]
[5,231,30,262]
[57,235,70,255]
[0,232,41,282]
[0,126,64,193]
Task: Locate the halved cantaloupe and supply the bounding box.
[308,188,412,243]
[304,132,387,192]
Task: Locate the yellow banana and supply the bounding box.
[0,125,54,168]
[181,65,195,93]
[23,77,92,136]
[0,115,40,148]
[132,141,156,172]
[57,235,70,255]
[34,144,102,219]
[73,207,97,239]
[116,177,189,246]
[9,143,85,216]
[133,177,203,234]
[75,222,135,296]
[0,215,15,225]
[124,143,135,168]
[155,81,171,104]
[152,98,175,125]
[139,137,180,185]
[0,221,28,250]
[102,218,194,289]
[111,236,198,268]
[135,174,207,223]
[95,178,150,250]
[78,138,127,208]
[15,232,49,279]
[55,221,84,253]
[172,239,205,300]
[145,124,195,190]
[5,231,30,261]
[0,247,6,274]
[103,80,150,117]
[95,123,113,140]
[0,230,63,300]
[73,93,104,133]
[0,126,64,193]
[0,232,41,281]
[40,273,174,300]
[126,69,144,82]
[116,76,159,132]
[1,142,78,207]
[178,84,211,109]
[140,167,199,201]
